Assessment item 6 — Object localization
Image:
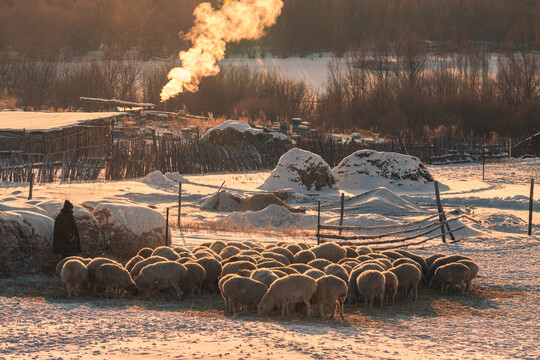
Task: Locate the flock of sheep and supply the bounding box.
[57,240,479,318]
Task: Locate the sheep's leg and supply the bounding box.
[459,282,465,295]
[281,300,287,316]
[380,292,384,308]
[66,283,72,298]
[392,294,395,307]
[369,295,374,309]
[339,300,345,318]
[331,301,337,319]
[465,281,470,293]
[303,297,311,317]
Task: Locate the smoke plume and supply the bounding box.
[160,0,284,101]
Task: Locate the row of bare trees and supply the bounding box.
[2,0,540,59]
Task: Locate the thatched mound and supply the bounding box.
[92,202,169,260]
[201,120,291,147]
[259,148,335,192]
[0,210,57,276]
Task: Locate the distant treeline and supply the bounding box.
[1,0,540,59]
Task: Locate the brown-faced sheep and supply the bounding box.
[310,242,346,263]
[195,257,222,293]
[356,270,385,308]
[288,263,313,274]
[347,263,387,303]
[261,251,290,266]
[293,250,316,264]
[222,277,268,313]
[151,246,180,261]
[125,255,144,272]
[425,253,446,268]
[307,259,333,271]
[182,262,206,297]
[56,256,91,277]
[304,268,326,280]
[430,262,470,294]
[129,256,168,278]
[137,247,154,258]
[258,274,317,317]
[60,259,88,298]
[324,264,349,283]
[250,269,279,288]
[382,271,398,306]
[427,254,472,281]
[389,263,422,300]
[220,261,258,277]
[135,261,187,299]
[95,263,138,298]
[311,275,348,318]
[457,259,479,292]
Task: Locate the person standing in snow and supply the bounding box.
[53,200,81,259]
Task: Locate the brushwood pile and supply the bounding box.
[56,241,479,317]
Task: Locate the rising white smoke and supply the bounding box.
[160,0,284,101]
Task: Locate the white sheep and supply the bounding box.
[151,246,180,261]
[389,263,422,300]
[137,247,154,258]
[135,261,187,299]
[382,271,398,307]
[218,274,240,310]
[195,257,222,293]
[288,263,314,274]
[258,274,317,317]
[129,255,168,278]
[457,259,479,293]
[222,277,268,313]
[347,262,386,303]
[293,250,316,264]
[304,268,326,280]
[311,275,348,318]
[430,262,470,295]
[261,251,291,266]
[95,263,138,298]
[182,262,207,297]
[60,259,88,298]
[310,242,346,263]
[56,256,90,277]
[356,270,385,308]
[250,269,279,288]
[125,255,144,272]
[324,263,349,283]
[427,254,472,281]
[220,261,258,277]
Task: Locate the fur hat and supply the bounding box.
[63,200,74,210]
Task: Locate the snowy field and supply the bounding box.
[0,159,539,359]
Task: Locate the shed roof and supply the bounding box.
[0,111,124,132]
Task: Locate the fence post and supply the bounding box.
[178,182,182,228]
[529,178,535,236]
[339,193,345,236]
[28,172,34,200]
[317,201,321,245]
[434,181,446,243]
[165,207,170,246]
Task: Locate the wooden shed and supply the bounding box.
[0,111,126,163]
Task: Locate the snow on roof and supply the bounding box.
[0,111,125,132]
[201,120,289,141]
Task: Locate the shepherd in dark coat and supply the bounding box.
[53,200,81,258]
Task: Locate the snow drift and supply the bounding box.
[141,171,188,192]
[220,204,316,229]
[259,148,335,192]
[333,150,435,191]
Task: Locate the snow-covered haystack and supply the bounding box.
[201,120,290,146]
[200,191,305,213]
[201,191,242,211]
[333,150,434,190]
[220,204,317,229]
[35,200,102,257]
[259,148,335,192]
[141,171,188,192]
[480,213,529,234]
[0,210,56,276]
[92,202,169,260]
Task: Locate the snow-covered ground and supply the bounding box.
[0,159,538,359]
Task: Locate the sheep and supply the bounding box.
[288,263,313,274]
[220,246,242,260]
[261,251,290,266]
[427,254,472,281]
[125,255,144,272]
[293,250,316,264]
[218,273,240,309]
[272,269,288,278]
[135,261,187,299]
[304,268,326,280]
[151,246,180,261]
[382,271,398,307]
[338,258,360,267]
[222,277,268,313]
[195,257,222,293]
[355,255,374,263]
[209,240,228,254]
[307,259,333,271]
[393,258,427,285]
[380,250,404,260]
[389,264,422,300]
[60,259,88,298]
[340,263,354,275]
[238,250,263,258]
[228,241,250,250]
[457,259,479,292]
[362,259,390,270]
[237,269,253,277]
[182,262,206,297]
[56,256,90,277]
[345,247,359,258]
[373,258,392,270]
[273,267,300,276]
[172,246,191,256]
[367,253,391,261]
[286,244,302,255]
[250,269,279,288]
[356,270,385,308]
[430,262,470,295]
[323,264,349,283]
[296,242,311,250]
[311,275,348,318]
[220,261,258,277]
[87,257,120,289]
[394,249,429,275]
[137,247,154,258]
[269,247,294,263]
[194,250,220,261]
[425,253,447,268]
[257,259,286,269]
[258,274,317,317]
[129,256,168,278]
[355,246,372,255]
[347,263,386,303]
[310,242,346,263]
[95,263,138,298]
